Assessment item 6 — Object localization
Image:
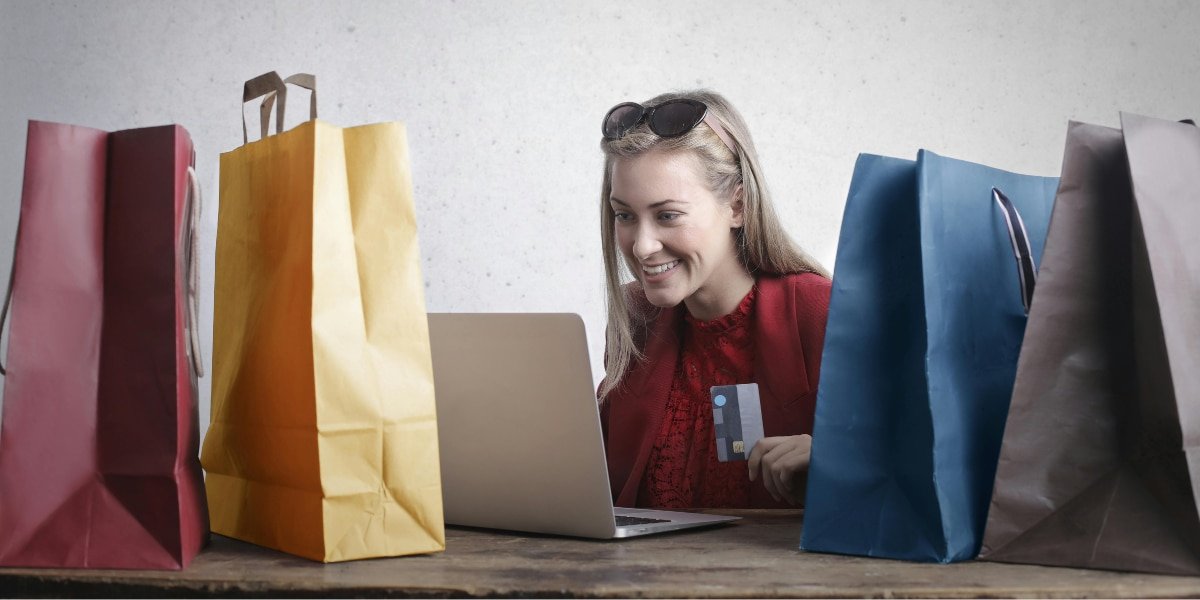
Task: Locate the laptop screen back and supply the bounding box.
[428,313,618,538]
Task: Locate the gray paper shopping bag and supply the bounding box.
[980,115,1200,575]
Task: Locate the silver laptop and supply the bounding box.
[428,313,739,539]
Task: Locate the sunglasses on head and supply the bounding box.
[601,99,736,154]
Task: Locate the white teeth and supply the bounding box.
[643,260,678,275]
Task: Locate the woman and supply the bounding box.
[597,90,831,509]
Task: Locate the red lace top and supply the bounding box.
[637,286,758,509]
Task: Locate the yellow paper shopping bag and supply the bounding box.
[201,72,444,562]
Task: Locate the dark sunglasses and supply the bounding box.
[602,99,736,153]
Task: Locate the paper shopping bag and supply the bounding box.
[0,121,208,569]
[800,150,1056,562]
[200,72,444,562]
[979,115,1200,574]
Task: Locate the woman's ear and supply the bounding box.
[730,185,745,228]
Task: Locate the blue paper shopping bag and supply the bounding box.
[799,150,1056,563]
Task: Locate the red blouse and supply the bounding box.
[601,272,831,508]
[637,286,758,509]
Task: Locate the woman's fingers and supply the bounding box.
[747,436,785,482]
[772,447,811,504]
[759,440,796,503]
[749,435,813,505]
[769,456,794,504]
[747,435,814,504]
[776,446,809,491]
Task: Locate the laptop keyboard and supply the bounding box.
[615,515,671,527]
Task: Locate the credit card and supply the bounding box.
[711,383,764,462]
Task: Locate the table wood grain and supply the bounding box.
[3,510,1199,598]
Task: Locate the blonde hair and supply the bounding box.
[598,89,829,399]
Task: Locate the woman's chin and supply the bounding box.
[642,286,686,309]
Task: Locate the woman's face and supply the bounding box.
[609,150,744,311]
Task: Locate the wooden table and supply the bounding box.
[3,510,1199,598]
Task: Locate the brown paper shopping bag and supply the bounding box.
[979,115,1200,574]
[200,72,444,562]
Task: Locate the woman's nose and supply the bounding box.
[632,223,663,260]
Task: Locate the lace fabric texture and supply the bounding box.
[638,286,759,509]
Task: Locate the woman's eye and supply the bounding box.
[658,212,682,222]
[614,212,634,222]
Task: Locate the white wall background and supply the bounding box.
[1,0,1198,443]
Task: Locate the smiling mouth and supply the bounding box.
[642,260,680,275]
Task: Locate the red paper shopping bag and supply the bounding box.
[0,121,208,569]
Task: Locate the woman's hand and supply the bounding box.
[747,434,811,506]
